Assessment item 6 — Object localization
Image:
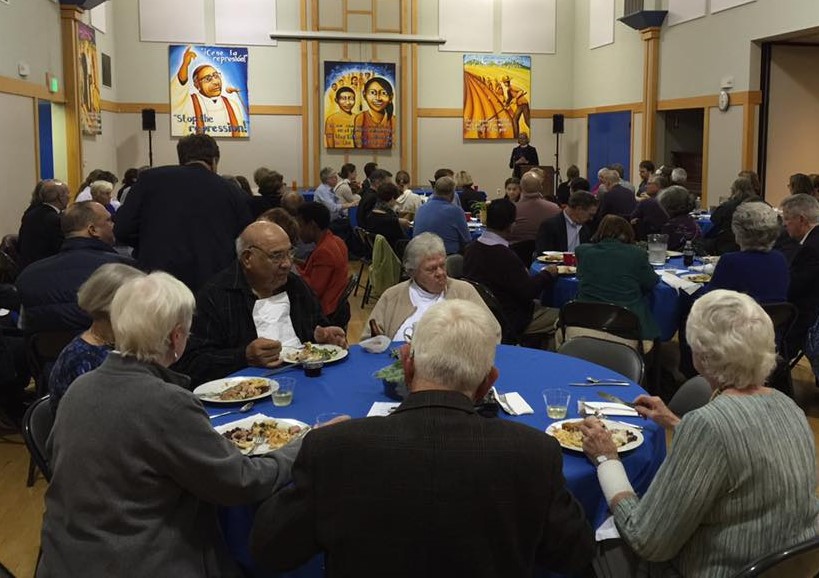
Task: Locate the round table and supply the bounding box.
[209,344,666,578]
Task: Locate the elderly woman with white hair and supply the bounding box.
[362,232,489,341]
[89,179,118,214]
[581,290,818,578]
[39,272,300,578]
[48,262,145,409]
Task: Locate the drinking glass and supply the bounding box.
[314,412,349,427]
[647,234,668,267]
[543,389,571,420]
[271,377,296,407]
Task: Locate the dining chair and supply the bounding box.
[761,302,799,397]
[557,336,644,384]
[509,239,536,268]
[445,254,463,279]
[352,227,374,298]
[327,274,359,330]
[667,375,711,418]
[22,395,54,486]
[732,535,819,577]
[366,234,401,308]
[461,279,519,345]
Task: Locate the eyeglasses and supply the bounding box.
[247,245,295,264]
[197,71,221,83]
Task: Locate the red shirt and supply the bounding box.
[297,230,349,315]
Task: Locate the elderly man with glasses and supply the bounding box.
[175,221,347,386]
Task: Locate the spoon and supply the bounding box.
[209,401,255,420]
[586,377,631,386]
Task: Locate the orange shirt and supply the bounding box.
[297,230,349,315]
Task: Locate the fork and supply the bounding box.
[246,435,267,455]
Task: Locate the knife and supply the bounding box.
[597,391,637,408]
[260,364,299,377]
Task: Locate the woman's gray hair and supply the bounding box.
[319,166,337,184]
[89,180,114,199]
[781,193,819,225]
[111,272,195,364]
[729,177,756,202]
[657,185,694,217]
[686,289,776,390]
[411,299,501,394]
[78,263,146,319]
[403,232,446,274]
[731,202,779,252]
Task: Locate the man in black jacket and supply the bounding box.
[174,221,347,385]
[535,190,598,254]
[16,201,134,333]
[17,179,69,269]
[250,299,595,578]
[114,134,252,291]
[781,194,819,355]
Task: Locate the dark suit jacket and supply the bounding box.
[535,211,592,254]
[250,390,594,578]
[509,145,539,179]
[114,164,252,291]
[17,204,64,269]
[173,262,329,386]
[787,226,819,353]
[598,184,637,221]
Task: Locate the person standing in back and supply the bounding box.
[114,134,252,292]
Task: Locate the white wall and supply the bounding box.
[706,106,742,206]
[0,0,62,83]
[765,44,819,208]
[0,93,37,236]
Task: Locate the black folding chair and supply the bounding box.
[761,302,798,397]
[557,336,644,384]
[733,535,819,577]
[22,395,55,486]
[352,227,373,298]
[461,280,519,345]
[509,239,536,268]
[327,274,359,330]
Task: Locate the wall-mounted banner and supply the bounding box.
[170,45,249,138]
[324,61,396,149]
[463,54,531,140]
[78,22,102,136]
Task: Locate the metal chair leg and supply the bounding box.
[354,260,366,296]
[26,455,37,487]
[361,278,372,309]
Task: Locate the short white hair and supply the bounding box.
[78,263,145,318]
[686,290,776,390]
[403,232,446,274]
[411,299,501,394]
[781,193,819,225]
[732,202,779,252]
[671,167,687,184]
[90,180,114,197]
[111,272,195,364]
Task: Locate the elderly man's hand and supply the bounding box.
[314,325,348,349]
[579,417,618,463]
[634,395,681,430]
[245,338,282,368]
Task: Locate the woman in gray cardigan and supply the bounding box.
[582,290,819,577]
[38,272,301,578]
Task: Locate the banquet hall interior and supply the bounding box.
[3,0,819,576]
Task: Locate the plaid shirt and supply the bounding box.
[174,261,328,386]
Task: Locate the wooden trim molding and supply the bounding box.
[641,26,661,163]
[100,101,301,116]
[300,0,309,187]
[701,108,711,206]
[741,102,756,171]
[656,90,762,111]
[418,103,641,120]
[0,75,65,103]
[61,5,83,193]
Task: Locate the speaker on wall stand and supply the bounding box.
[552,114,565,189]
[141,108,155,166]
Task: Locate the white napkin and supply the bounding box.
[502,392,534,415]
[688,264,716,275]
[367,402,400,417]
[595,516,621,541]
[581,401,639,417]
[359,335,391,353]
[661,272,702,296]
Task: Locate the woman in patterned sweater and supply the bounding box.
[582,289,819,577]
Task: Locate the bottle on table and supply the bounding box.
[683,240,695,267]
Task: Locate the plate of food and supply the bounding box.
[538,252,565,263]
[545,419,643,453]
[215,413,310,455]
[280,342,348,365]
[194,376,278,404]
[557,265,577,276]
[683,273,711,284]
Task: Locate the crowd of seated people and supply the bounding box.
[6,144,819,578]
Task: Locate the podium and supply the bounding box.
[518,165,555,199]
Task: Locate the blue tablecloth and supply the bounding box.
[210,344,666,577]
[530,256,703,341]
[697,216,713,236]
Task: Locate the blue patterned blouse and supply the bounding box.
[49,336,111,407]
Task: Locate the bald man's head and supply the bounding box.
[520,172,542,195]
[236,221,294,296]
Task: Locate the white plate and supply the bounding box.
[545,419,643,453]
[280,344,349,365]
[666,250,684,258]
[194,376,279,404]
[215,413,310,456]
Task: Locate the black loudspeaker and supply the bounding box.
[141,108,156,131]
[552,113,565,134]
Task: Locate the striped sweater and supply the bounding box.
[613,390,819,577]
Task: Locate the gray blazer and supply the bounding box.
[38,353,300,578]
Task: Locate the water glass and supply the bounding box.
[314,412,349,427]
[543,389,571,420]
[647,233,668,267]
[271,377,296,407]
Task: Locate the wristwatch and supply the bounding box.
[596,455,612,466]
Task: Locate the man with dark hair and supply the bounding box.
[16,201,134,333]
[464,198,559,342]
[637,160,656,196]
[535,191,599,254]
[360,161,379,198]
[413,176,470,255]
[114,133,252,291]
[357,168,392,228]
[295,203,349,321]
[18,179,70,268]
[556,165,580,206]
